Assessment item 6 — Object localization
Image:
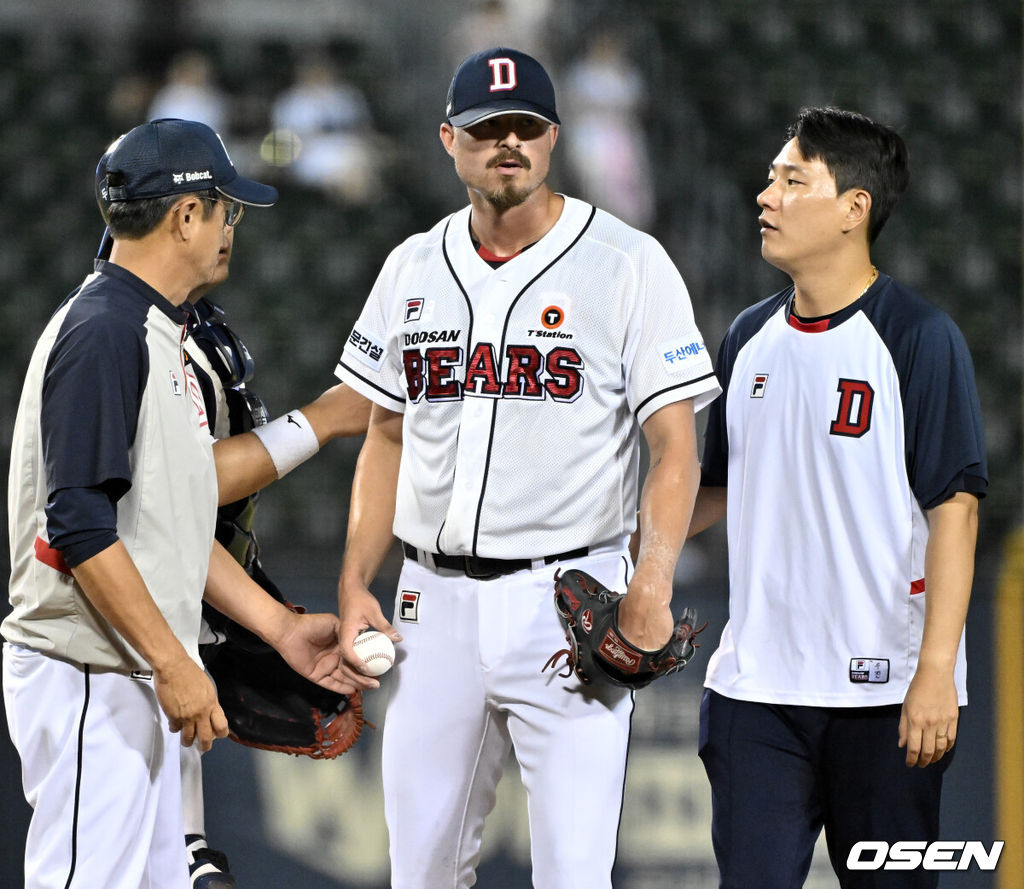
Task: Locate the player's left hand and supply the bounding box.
[271,610,366,695]
[617,571,675,650]
[898,663,959,767]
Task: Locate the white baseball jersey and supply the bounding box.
[335,196,720,559]
[702,274,987,707]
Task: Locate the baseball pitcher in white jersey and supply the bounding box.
[334,47,720,889]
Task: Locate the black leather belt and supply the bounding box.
[402,541,589,581]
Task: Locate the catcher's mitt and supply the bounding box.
[544,568,704,689]
[203,637,365,759]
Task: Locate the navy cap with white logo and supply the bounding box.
[99,118,278,207]
[446,47,559,128]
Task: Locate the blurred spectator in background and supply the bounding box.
[447,0,553,71]
[561,31,655,229]
[148,49,229,134]
[267,52,380,204]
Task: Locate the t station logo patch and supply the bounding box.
[541,306,564,329]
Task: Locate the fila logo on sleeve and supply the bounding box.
[488,58,517,91]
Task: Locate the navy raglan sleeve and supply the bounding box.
[896,311,988,509]
[700,327,737,487]
[42,310,148,558]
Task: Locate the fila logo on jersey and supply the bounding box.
[488,57,517,91]
[404,342,584,403]
[830,378,874,438]
[399,590,420,622]
[169,369,182,396]
[850,658,890,683]
[750,373,769,398]
[404,299,424,323]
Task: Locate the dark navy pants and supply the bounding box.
[698,689,956,889]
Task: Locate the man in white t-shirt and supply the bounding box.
[690,106,987,888]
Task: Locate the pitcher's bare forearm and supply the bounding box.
[620,400,701,648]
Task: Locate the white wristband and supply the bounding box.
[251,409,320,478]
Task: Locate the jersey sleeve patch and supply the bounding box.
[346,327,387,373]
[658,336,710,374]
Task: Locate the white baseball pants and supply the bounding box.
[3,642,189,889]
[382,549,635,889]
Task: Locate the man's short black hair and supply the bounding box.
[787,107,909,244]
[104,175,217,240]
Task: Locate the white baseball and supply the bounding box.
[352,630,396,677]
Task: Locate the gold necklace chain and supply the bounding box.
[860,265,879,297]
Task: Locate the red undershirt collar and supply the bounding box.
[476,242,523,263]
[788,313,832,333]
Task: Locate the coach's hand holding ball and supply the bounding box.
[353,629,396,677]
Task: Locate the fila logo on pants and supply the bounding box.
[399,591,420,623]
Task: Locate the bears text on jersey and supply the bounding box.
[403,341,584,403]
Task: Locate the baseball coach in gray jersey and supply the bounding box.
[3,119,354,889]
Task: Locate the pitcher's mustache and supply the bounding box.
[487,150,531,170]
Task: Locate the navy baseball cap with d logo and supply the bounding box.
[446,47,560,128]
[100,118,278,207]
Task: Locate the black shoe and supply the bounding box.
[186,834,237,889]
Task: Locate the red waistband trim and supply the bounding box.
[35,536,72,576]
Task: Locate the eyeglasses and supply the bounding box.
[218,198,245,227]
[203,196,245,227]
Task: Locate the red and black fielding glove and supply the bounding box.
[545,568,704,689]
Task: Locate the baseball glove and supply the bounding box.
[203,634,365,760]
[544,568,704,689]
